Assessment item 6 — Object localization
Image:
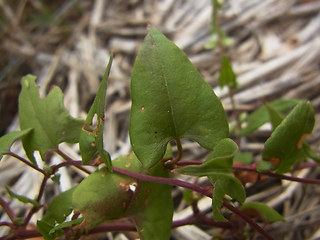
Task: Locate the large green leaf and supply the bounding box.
[238,99,302,136]
[37,187,78,240]
[177,138,245,221]
[73,153,173,240]
[240,202,284,223]
[0,128,32,160]
[19,75,84,164]
[130,27,228,169]
[79,55,113,168]
[260,101,315,174]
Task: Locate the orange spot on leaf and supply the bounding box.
[297,133,309,149]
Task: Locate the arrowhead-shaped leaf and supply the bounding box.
[238,99,302,136]
[130,27,228,168]
[240,202,284,223]
[177,138,245,221]
[19,75,84,164]
[219,55,238,89]
[79,55,113,169]
[261,101,315,173]
[73,153,173,239]
[0,128,32,160]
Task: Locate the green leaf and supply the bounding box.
[177,138,245,222]
[49,218,84,235]
[19,75,84,164]
[130,27,228,169]
[210,174,245,222]
[240,202,284,223]
[183,189,199,205]
[177,138,238,176]
[37,187,77,240]
[238,99,302,136]
[6,186,40,207]
[303,142,320,161]
[219,55,238,89]
[79,55,113,168]
[265,103,284,130]
[0,128,32,160]
[233,152,253,165]
[261,101,315,174]
[73,153,173,240]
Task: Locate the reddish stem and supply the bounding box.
[54,149,91,174]
[5,151,46,175]
[233,165,320,185]
[0,197,16,222]
[22,177,48,227]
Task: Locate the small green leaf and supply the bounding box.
[37,220,59,240]
[50,174,61,185]
[262,101,315,173]
[19,75,84,164]
[79,126,97,164]
[37,187,76,240]
[6,186,40,207]
[130,27,228,169]
[177,138,238,176]
[240,202,284,223]
[219,55,238,89]
[257,160,274,172]
[234,152,253,165]
[303,142,320,161]
[265,103,284,130]
[238,99,302,136]
[49,218,84,235]
[73,153,173,240]
[0,128,32,160]
[210,175,245,222]
[177,139,245,222]
[183,189,199,205]
[79,55,113,169]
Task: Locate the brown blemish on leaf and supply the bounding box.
[125,162,131,168]
[268,157,280,165]
[119,180,138,192]
[297,133,309,149]
[90,142,95,147]
[61,130,66,135]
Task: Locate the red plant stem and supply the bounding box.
[54,149,91,174]
[5,151,46,175]
[0,215,231,240]
[112,167,212,197]
[52,159,84,171]
[112,167,274,240]
[233,165,320,185]
[22,177,48,227]
[0,221,14,228]
[222,201,274,240]
[0,197,16,222]
[178,161,320,185]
